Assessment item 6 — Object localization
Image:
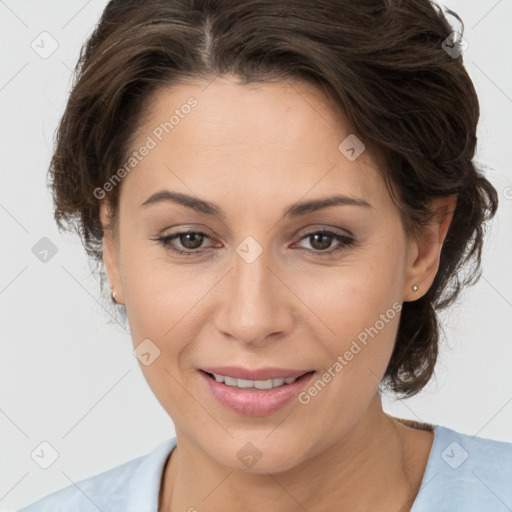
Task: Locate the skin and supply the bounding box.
[100,75,456,512]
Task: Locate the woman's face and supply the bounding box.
[101,76,436,472]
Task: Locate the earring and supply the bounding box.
[111,288,118,304]
[412,284,419,292]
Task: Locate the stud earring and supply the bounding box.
[111,288,118,304]
[412,284,419,292]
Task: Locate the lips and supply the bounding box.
[199,369,316,416]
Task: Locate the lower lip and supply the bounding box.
[199,370,315,417]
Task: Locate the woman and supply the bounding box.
[18,0,512,510]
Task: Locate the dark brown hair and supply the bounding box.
[49,0,498,397]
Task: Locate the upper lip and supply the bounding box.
[200,366,313,381]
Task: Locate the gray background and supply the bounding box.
[1,0,511,510]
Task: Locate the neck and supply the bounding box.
[159,393,433,512]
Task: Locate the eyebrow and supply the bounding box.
[140,189,372,218]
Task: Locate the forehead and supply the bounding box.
[121,76,387,212]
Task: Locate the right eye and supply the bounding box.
[153,230,214,256]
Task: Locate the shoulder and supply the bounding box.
[412,425,512,511]
[17,437,176,512]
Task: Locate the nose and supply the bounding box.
[213,245,295,347]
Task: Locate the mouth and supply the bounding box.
[200,370,315,390]
[198,369,316,416]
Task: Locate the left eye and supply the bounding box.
[153,229,355,257]
[296,230,355,255]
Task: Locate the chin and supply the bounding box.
[205,436,309,475]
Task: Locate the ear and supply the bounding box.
[403,195,457,302]
[99,199,124,304]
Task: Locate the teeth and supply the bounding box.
[211,373,301,389]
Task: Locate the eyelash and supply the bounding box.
[153,229,356,257]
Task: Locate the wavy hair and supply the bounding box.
[48,0,498,397]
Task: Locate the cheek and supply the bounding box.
[302,281,401,387]
[290,239,405,383]
[119,247,207,413]
[118,233,188,347]
[294,244,404,339]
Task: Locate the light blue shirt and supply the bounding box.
[17,424,512,511]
